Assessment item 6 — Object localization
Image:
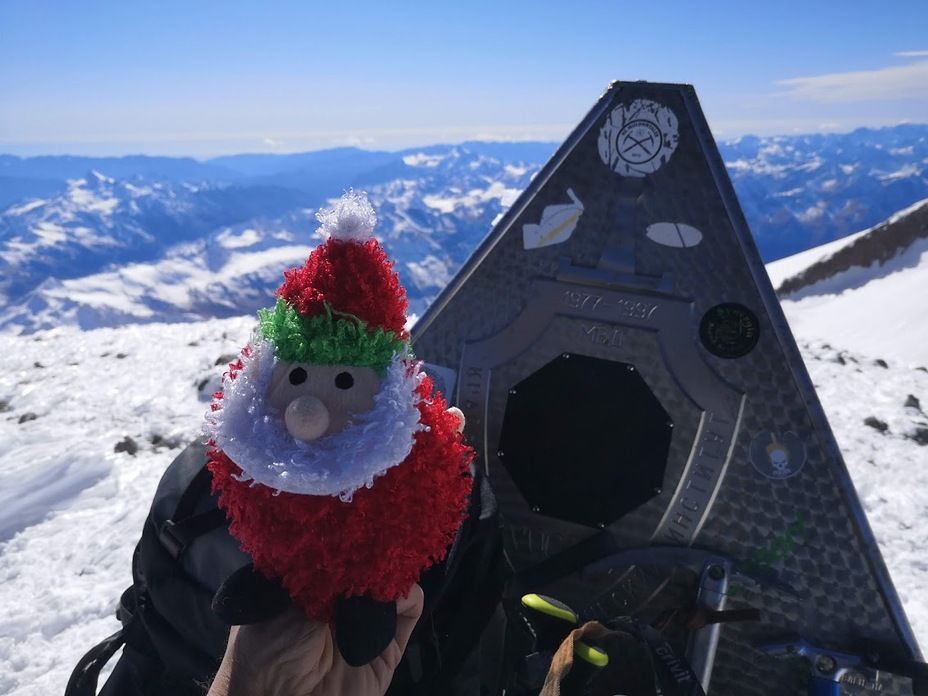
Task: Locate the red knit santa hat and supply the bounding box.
[258,191,409,372]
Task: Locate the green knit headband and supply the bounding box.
[258,299,407,374]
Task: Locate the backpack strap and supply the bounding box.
[67,444,232,696]
[158,463,227,559]
[505,529,619,599]
[622,617,708,696]
[64,629,127,696]
[387,465,506,695]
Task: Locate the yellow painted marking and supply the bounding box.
[540,211,582,245]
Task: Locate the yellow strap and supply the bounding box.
[574,640,609,667]
[520,593,578,625]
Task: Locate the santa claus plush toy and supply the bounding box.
[204,191,473,665]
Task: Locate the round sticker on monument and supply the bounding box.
[598,98,679,178]
[750,430,806,479]
[699,303,760,359]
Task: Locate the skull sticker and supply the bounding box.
[749,430,806,480]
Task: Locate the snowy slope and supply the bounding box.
[0,317,255,695]
[0,268,927,694]
[768,198,928,367]
[2,196,928,693]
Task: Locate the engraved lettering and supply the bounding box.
[505,523,563,559]
[698,444,723,460]
[841,672,884,692]
[655,411,735,546]
[567,293,666,321]
[685,480,709,495]
[614,298,656,320]
[695,421,729,460]
[691,462,716,481]
[464,366,484,393]
[565,290,604,310]
[583,324,625,347]
[655,644,692,684]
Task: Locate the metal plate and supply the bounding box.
[497,353,672,528]
[412,82,920,695]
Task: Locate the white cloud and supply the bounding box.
[336,135,378,148]
[775,59,928,103]
[895,50,928,58]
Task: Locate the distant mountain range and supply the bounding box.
[1,126,926,334]
[724,124,928,258]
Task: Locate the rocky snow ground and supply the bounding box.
[0,309,926,694]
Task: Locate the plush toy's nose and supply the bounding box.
[284,395,331,441]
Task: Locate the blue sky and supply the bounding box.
[1,0,926,158]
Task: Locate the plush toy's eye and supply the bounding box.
[289,367,308,385]
[335,371,354,390]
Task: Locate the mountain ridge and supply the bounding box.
[1,126,926,335]
[768,197,928,367]
[776,198,928,298]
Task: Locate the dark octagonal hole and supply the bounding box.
[497,353,673,528]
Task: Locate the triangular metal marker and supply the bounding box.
[413,82,922,694]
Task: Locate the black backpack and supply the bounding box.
[65,439,505,696]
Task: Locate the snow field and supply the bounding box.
[0,314,925,695]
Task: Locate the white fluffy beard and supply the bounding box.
[204,337,426,501]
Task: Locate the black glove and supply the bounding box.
[212,564,397,666]
[211,563,292,625]
[334,593,398,667]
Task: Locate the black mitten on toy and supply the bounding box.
[212,564,398,666]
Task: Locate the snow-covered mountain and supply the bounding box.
[0,147,533,333]
[726,124,928,259]
[768,197,928,366]
[0,170,312,323]
[1,209,927,695]
[1,126,925,336]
